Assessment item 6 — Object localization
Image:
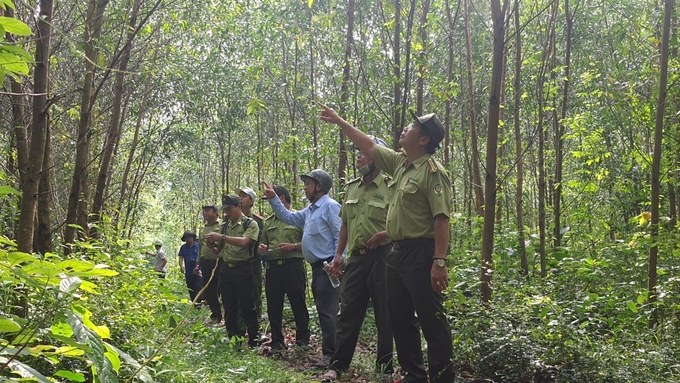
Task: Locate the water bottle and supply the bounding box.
[323,261,341,288]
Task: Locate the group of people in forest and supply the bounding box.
[165,104,455,383]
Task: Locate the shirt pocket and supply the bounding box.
[402,179,419,195]
[344,199,359,220]
[367,200,387,222]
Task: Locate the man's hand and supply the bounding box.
[193,266,201,276]
[206,232,222,242]
[366,230,388,249]
[262,180,276,199]
[328,254,344,278]
[318,102,344,125]
[180,266,185,274]
[276,243,296,253]
[258,243,268,255]
[431,264,448,292]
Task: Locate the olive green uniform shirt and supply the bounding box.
[261,213,304,260]
[219,214,259,262]
[340,173,391,252]
[198,220,222,261]
[373,145,452,240]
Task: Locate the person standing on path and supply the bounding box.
[236,186,265,319]
[196,205,224,324]
[322,136,394,381]
[178,230,202,304]
[262,170,344,368]
[258,184,310,355]
[319,102,455,383]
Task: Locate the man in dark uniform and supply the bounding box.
[319,103,454,383]
[196,205,223,324]
[206,195,261,348]
[258,185,310,356]
[236,186,265,319]
[323,136,394,381]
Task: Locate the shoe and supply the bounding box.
[203,317,222,326]
[312,355,332,369]
[248,338,261,349]
[267,346,283,356]
[321,369,339,382]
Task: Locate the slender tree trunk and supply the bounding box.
[495,24,509,225]
[648,0,673,329]
[92,0,141,232]
[399,0,416,126]
[415,0,431,114]
[464,0,484,216]
[444,0,461,166]
[116,69,153,229]
[392,0,402,150]
[553,0,572,248]
[480,0,506,303]
[64,0,108,251]
[17,0,53,253]
[36,123,53,253]
[339,0,354,190]
[513,0,528,277]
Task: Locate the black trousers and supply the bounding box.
[330,244,393,372]
[219,262,259,343]
[311,258,340,357]
[185,271,203,303]
[200,258,222,321]
[252,254,263,318]
[386,240,454,383]
[265,258,310,349]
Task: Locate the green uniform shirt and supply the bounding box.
[261,213,304,260]
[198,220,222,260]
[340,173,391,252]
[373,145,452,241]
[219,214,259,262]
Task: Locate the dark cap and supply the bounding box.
[202,205,217,212]
[410,111,445,147]
[181,230,197,241]
[272,185,291,202]
[221,194,242,209]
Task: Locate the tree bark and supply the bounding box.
[480,0,506,303]
[17,0,53,253]
[92,0,141,232]
[64,0,109,251]
[339,0,354,191]
[648,0,673,329]
[392,0,402,150]
[513,0,528,277]
[36,123,53,254]
[416,0,431,114]
[464,0,484,217]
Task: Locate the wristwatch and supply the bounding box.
[433,258,446,267]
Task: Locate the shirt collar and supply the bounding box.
[403,153,431,170]
[228,213,245,227]
[311,194,330,209]
[362,170,385,187]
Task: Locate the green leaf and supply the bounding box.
[60,276,82,293]
[1,43,32,62]
[0,16,31,35]
[307,0,313,8]
[1,356,52,382]
[0,316,21,333]
[55,370,86,382]
[626,301,637,313]
[67,311,118,382]
[0,185,20,196]
[104,343,121,373]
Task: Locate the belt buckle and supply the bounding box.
[227,263,236,268]
[276,260,284,266]
[358,248,368,255]
[392,242,400,250]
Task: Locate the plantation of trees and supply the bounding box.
[2,0,680,381]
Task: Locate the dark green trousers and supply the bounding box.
[386,239,454,383]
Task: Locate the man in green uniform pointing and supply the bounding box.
[319,103,454,383]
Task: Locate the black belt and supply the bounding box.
[353,243,392,255]
[223,261,251,268]
[312,257,334,268]
[392,238,433,250]
[269,257,304,267]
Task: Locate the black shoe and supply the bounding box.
[267,346,283,356]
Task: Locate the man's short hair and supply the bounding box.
[272,185,292,204]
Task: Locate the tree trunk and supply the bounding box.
[36,123,53,254]
[648,0,673,329]
[92,0,141,232]
[64,0,108,251]
[513,0,528,277]
[464,0,484,217]
[339,0,354,190]
[444,0,461,166]
[416,0,431,114]
[399,0,417,126]
[495,24,509,226]
[480,0,506,303]
[392,0,402,150]
[553,0,572,248]
[17,0,53,253]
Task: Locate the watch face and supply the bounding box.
[434,259,446,267]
